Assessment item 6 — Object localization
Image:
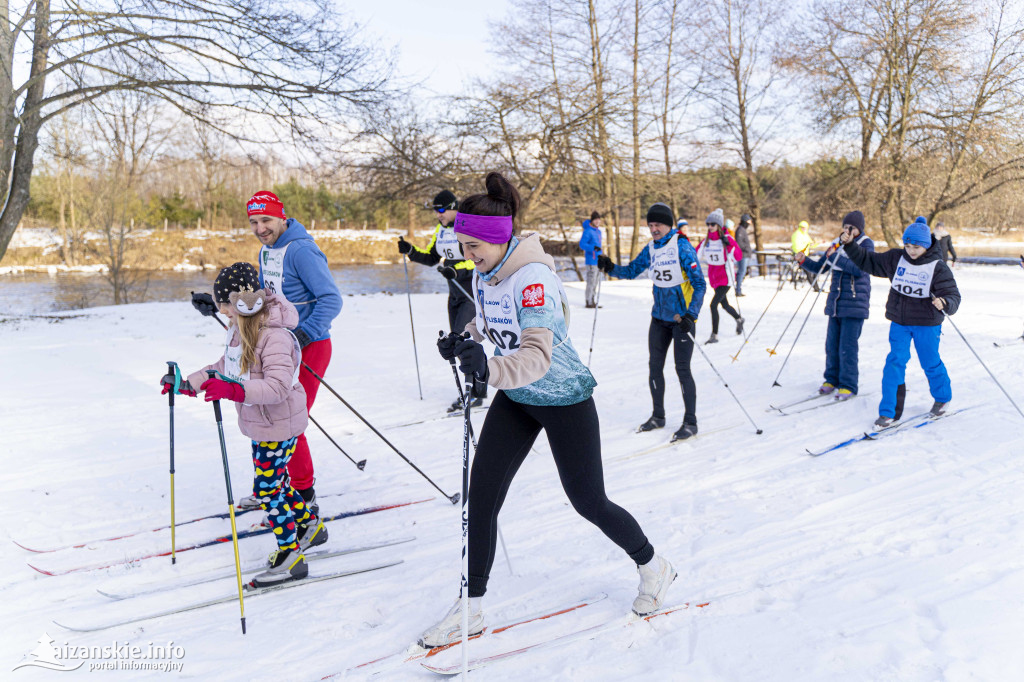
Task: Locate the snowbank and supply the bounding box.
[2,265,1022,680]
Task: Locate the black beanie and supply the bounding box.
[646,202,674,227]
[842,210,865,234]
[740,213,752,225]
[213,262,261,304]
[590,210,602,221]
[432,190,458,211]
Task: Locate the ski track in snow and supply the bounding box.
[1,264,1023,680]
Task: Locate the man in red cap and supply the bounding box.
[242,191,342,518]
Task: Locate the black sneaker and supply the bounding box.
[468,397,484,409]
[446,397,464,414]
[929,401,948,417]
[671,423,698,442]
[873,416,895,429]
[638,416,666,432]
[735,317,745,335]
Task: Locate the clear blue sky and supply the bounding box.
[348,0,509,95]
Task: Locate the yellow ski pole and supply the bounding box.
[207,370,247,634]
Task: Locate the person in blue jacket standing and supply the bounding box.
[244,190,342,515]
[579,211,603,308]
[598,202,707,440]
[797,210,873,400]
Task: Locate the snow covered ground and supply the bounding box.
[2,264,1023,680]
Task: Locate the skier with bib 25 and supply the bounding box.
[420,173,676,648]
[597,202,706,441]
[840,220,961,428]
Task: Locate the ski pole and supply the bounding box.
[731,277,784,362]
[442,332,514,577]
[687,331,763,434]
[206,370,246,635]
[403,254,424,400]
[941,307,1024,421]
[766,249,838,356]
[300,362,460,504]
[587,274,602,366]
[166,361,178,565]
[459,368,475,680]
[308,414,366,470]
[198,306,456,501]
[769,248,845,386]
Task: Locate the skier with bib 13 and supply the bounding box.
[840,220,961,428]
[597,202,707,441]
[420,173,676,648]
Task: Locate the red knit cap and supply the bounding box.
[246,191,286,220]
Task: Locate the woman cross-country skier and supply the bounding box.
[597,202,707,441]
[419,172,676,647]
[162,262,326,586]
[696,209,744,344]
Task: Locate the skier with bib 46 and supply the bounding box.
[421,173,676,648]
[162,263,324,586]
[840,220,961,428]
[597,202,706,441]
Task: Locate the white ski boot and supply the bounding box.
[252,548,308,587]
[632,554,677,616]
[418,597,485,648]
[297,517,328,552]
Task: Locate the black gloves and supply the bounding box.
[437,265,457,280]
[191,291,218,317]
[454,337,489,381]
[596,255,615,273]
[293,328,313,348]
[675,313,696,336]
[397,236,412,255]
[437,331,462,361]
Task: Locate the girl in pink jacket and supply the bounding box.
[696,209,745,344]
[165,262,325,586]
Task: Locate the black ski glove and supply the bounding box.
[596,255,615,273]
[437,331,462,361]
[397,237,412,255]
[437,265,457,280]
[674,313,696,336]
[293,328,313,348]
[191,291,218,317]
[454,337,489,381]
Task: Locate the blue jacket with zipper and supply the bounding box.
[610,231,706,322]
[800,235,873,319]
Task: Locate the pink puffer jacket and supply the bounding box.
[696,230,744,289]
[188,293,308,443]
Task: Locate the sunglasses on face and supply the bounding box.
[436,208,446,214]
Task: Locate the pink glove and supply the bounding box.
[160,376,196,397]
[200,377,245,403]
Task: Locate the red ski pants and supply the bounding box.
[288,337,332,491]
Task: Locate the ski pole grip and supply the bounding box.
[206,370,223,421]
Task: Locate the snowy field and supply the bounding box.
[2,264,1023,680]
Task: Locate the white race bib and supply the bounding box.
[223,326,301,402]
[474,264,570,355]
[891,256,938,298]
[647,234,686,288]
[259,242,289,295]
[436,226,461,261]
[702,238,725,266]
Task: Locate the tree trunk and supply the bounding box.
[629,0,642,260]
[0,0,50,259]
[406,201,415,239]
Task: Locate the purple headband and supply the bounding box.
[453,212,514,244]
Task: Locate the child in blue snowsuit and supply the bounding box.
[798,210,872,398]
[841,220,961,428]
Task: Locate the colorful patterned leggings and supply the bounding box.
[251,437,313,550]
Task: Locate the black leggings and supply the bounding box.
[467,392,654,597]
[648,318,696,425]
[710,285,740,334]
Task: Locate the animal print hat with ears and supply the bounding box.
[213,262,267,317]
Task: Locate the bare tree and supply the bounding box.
[0,0,392,262]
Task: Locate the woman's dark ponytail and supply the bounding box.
[460,172,521,224]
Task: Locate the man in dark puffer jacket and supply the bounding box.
[798,210,873,398]
[842,220,961,428]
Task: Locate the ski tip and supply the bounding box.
[27,562,57,576]
[12,539,46,553]
[96,588,123,601]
